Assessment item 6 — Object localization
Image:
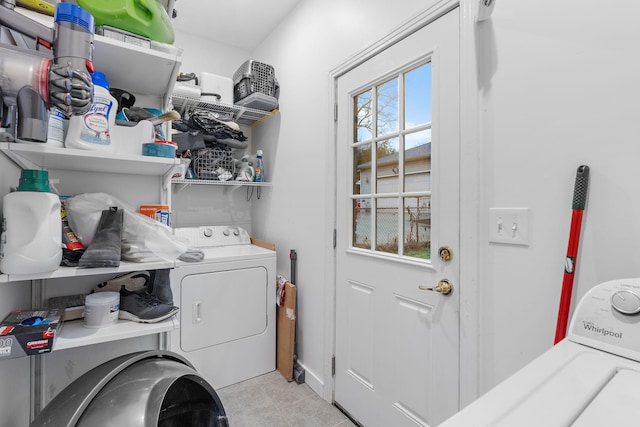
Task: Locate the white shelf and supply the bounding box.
[54,316,179,351]
[1,259,175,283]
[171,95,276,125]
[171,178,272,187]
[93,35,182,98]
[13,6,182,99]
[0,143,180,176]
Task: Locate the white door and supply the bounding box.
[335,8,460,427]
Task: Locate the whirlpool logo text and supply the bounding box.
[582,321,623,339]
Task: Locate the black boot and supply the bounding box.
[79,207,123,268]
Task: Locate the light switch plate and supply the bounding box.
[488,208,530,245]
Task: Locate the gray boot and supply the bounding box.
[78,207,123,268]
[147,268,173,305]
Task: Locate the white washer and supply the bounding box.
[441,278,640,427]
[170,226,276,389]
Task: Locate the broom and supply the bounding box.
[554,165,590,344]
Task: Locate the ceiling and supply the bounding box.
[170,0,302,51]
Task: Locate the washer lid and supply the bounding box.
[572,368,640,426]
[439,341,640,427]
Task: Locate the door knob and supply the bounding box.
[419,279,454,295]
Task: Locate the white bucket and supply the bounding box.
[83,292,120,328]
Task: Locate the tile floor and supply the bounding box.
[218,370,358,427]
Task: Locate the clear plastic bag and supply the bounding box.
[65,193,189,262]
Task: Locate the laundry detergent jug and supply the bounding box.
[76,0,175,44]
[0,170,62,275]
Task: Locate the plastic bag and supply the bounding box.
[65,193,189,262]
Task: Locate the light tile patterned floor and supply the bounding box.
[218,370,357,427]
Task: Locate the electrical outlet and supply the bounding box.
[488,208,530,246]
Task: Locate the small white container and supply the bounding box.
[83,292,120,328]
[199,72,233,104]
[46,108,68,147]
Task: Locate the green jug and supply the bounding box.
[77,0,175,44]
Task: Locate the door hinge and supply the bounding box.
[332,355,336,376]
[334,104,338,122]
[333,228,337,248]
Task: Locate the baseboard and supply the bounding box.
[297,361,327,401]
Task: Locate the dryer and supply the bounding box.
[170,226,276,389]
[441,278,640,427]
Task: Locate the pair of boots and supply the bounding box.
[93,269,178,323]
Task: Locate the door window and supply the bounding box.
[351,62,433,260]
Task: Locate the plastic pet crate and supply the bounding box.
[233,60,277,102]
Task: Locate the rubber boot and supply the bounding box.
[147,268,173,304]
[78,207,123,268]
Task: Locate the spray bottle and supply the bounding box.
[255,150,265,182]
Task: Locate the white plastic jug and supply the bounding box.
[0,170,62,275]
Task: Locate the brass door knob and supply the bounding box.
[419,279,454,295]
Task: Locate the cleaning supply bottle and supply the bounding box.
[255,150,265,182]
[0,170,62,275]
[65,71,117,151]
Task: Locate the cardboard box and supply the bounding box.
[139,205,170,225]
[0,308,62,359]
[276,281,296,381]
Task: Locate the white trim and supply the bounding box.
[326,0,481,409]
[458,0,482,407]
[299,361,325,398]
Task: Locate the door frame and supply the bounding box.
[325,0,482,408]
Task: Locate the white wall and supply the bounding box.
[173,32,250,79]
[476,0,640,392]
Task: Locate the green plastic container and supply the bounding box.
[77,0,174,44]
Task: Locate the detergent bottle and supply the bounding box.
[0,170,62,275]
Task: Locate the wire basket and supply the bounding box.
[191,148,236,181]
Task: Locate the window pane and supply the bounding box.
[377,78,398,137]
[404,130,431,192]
[353,199,371,249]
[376,197,398,254]
[355,90,372,142]
[404,62,432,129]
[354,143,371,195]
[376,138,399,194]
[404,196,431,259]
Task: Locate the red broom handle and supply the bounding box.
[554,165,590,344]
